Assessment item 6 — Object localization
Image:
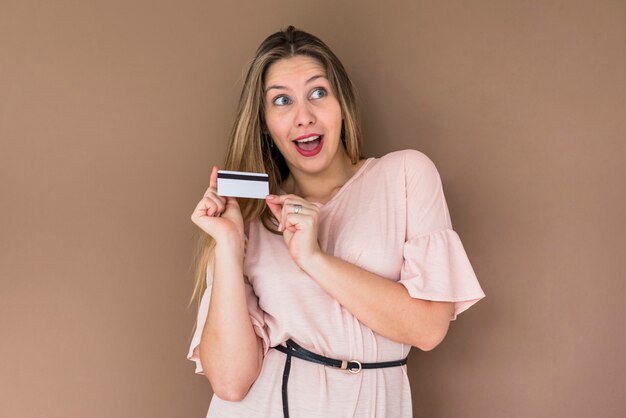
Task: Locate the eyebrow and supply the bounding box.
[265,74,327,94]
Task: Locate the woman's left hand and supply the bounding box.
[266,194,322,267]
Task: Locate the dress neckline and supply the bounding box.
[277,157,376,209]
[319,157,375,209]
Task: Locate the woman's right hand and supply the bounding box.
[191,166,245,249]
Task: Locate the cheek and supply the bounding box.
[266,122,287,143]
[266,124,292,154]
[265,111,289,134]
[324,107,343,135]
[324,100,342,125]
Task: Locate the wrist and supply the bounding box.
[214,233,246,261]
[297,250,327,276]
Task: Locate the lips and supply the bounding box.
[293,134,323,157]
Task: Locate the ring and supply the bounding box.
[292,204,303,214]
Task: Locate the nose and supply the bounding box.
[294,102,315,127]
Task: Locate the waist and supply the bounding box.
[273,339,408,374]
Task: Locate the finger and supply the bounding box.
[280,195,319,229]
[282,213,314,232]
[191,196,218,224]
[209,165,219,190]
[224,196,242,215]
[280,203,293,231]
[192,195,223,220]
[204,194,226,214]
[280,201,312,230]
[266,195,283,224]
[270,194,304,205]
[203,186,227,205]
[225,195,240,208]
[284,203,307,215]
[281,197,317,210]
[270,195,315,213]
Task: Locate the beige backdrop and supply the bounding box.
[1,1,624,417]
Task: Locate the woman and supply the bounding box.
[188,26,485,418]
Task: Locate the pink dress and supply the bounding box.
[188,149,485,417]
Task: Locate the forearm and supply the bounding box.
[200,242,262,400]
[299,252,454,350]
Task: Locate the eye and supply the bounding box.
[310,88,327,99]
[272,95,290,106]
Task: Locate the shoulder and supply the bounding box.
[377,149,439,178]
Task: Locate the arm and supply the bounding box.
[199,240,263,401]
[266,193,454,351]
[191,166,263,401]
[299,251,453,351]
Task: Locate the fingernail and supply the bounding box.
[266,195,276,200]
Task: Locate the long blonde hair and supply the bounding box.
[190,26,363,306]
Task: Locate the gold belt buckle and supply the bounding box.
[340,359,362,374]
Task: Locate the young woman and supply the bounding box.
[188,26,485,418]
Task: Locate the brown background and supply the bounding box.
[1,0,624,417]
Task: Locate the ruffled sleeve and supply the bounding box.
[187,262,271,375]
[397,150,485,320]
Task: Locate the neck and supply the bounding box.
[283,152,362,204]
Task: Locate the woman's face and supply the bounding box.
[263,55,344,177]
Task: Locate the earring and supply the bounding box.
[340,121,346,145]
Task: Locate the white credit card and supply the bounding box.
[217,170,269,199]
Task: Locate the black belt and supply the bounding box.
[273,339,408,418]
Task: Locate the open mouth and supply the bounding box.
[293,135,324,156]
